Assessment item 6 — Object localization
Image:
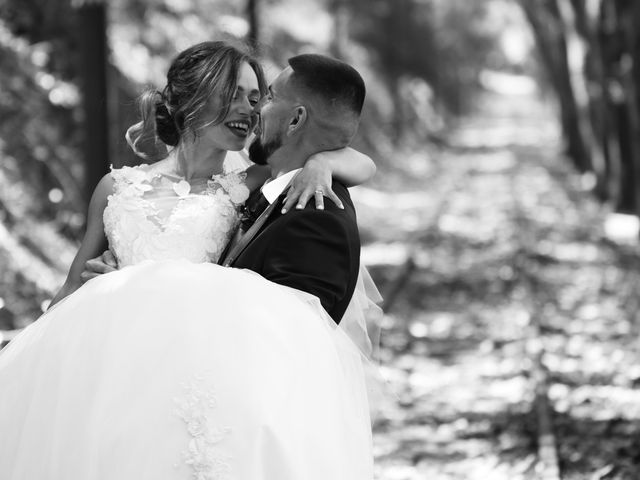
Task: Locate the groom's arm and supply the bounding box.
[261,211,353,321]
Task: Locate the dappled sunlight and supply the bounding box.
[366,88,640,478]
[466,151,518,173]
[265,0,333,47]
[604,213,640,245]
[352,187,433,210]
[448,92,561,151]
[550,384,640,421]
[3,0,640,477]
[479,70,537,96]
[362,242,414,267]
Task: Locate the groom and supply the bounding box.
[218,53,364,323]
[86,53,365,324]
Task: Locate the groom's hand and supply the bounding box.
[81,250,118,283]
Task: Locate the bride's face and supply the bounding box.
[198,62,261,152]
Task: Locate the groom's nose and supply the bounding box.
[254,95,269,113]
[251,111,260,131]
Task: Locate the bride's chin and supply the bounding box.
[226,145,245,152]
[228,135,251,152]
[224,133,255,153]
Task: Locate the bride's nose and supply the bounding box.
[236,94,253,114]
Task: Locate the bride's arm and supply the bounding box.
[282,147,376,213]
[311,147,377,187]
[243,147,376,211]
[48,174,113,308]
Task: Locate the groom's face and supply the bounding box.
[248,68,297,165]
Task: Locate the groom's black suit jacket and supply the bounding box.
[231,181,360,324]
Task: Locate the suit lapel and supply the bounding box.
[220,197,281,267]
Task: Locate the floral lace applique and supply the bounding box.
[174,374,232,480]
[209,171,249,205]
[104,162,245,266]
[109,164,155,199]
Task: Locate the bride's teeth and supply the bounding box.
[225,120,250,138]
[227,122,248,132]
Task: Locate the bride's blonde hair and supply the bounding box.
[126,40,266,161]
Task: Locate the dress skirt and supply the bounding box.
[0,260,373,480]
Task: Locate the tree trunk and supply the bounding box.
[75,1,110,206]
[246,0,259,49]
[519,0,592,173]
[616,0,640,218]
[629,0,640,219]
[597,0,624,205]
[564,0,609,198]
[329,0,349,60]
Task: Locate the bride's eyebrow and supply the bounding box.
[236,86,260,96]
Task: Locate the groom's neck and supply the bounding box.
[268,145,308,179]
[268,135,338,179]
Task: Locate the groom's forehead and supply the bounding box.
[268,67,294,95]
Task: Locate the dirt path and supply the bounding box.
[356,92,640,480]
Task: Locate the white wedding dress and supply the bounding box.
[0,155,374,480]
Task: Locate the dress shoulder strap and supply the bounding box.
[109,163,152,185]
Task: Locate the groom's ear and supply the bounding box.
[286,106,307,136]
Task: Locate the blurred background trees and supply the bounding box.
[1,0,640,325]
[4,2,640,474]
[520,0,640,217]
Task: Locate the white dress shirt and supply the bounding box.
[261,169,302,204]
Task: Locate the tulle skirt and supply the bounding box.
[0,260,373,480]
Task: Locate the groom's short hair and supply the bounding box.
[288,54,366,117]
[287,54,365,146]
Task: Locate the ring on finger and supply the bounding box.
[314,190,325,211]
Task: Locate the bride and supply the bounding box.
[0,41,378,479]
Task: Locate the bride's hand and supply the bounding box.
[80,250,118,283]
[281,147,375,214]
[281,153,344,214]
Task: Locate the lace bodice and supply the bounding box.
[103,155,249,267]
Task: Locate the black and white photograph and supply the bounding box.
[1,0,640,479]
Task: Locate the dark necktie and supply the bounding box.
[239,189,270,232]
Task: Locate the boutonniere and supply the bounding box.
[173,180,191,198]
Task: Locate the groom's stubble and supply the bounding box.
[248,134,283,166]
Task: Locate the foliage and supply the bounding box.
[347,0,499,115]
[0,0,79,80]
[518,0,640,219]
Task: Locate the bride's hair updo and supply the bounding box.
[126,40,266,160]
